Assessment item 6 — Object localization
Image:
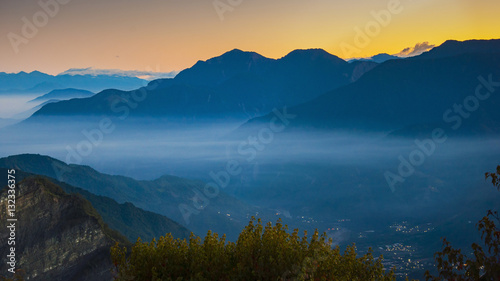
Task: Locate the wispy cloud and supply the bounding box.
[58,67,179,80]
[395,42,435,57]
[347,42,436,62]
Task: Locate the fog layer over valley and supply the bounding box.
[0,94,41,119]
[2,118,498,230]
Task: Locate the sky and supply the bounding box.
[1,0,499,75]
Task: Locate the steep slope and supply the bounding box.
[0,177,127,281]
[57,181,192,241]
[0,168,191,242]
[0,154,256,241]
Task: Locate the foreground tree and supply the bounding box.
[425,166,500,280]
[111,218,395,280]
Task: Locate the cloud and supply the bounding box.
[394,42,435,57]
[58,67,179,80]
[346,42,435,63]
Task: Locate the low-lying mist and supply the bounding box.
[0,94,42,119]
[2,117,499,215]
[2,116,499,266]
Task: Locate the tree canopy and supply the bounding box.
[111,217,395,281]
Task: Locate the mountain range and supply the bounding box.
[18,39,500,137]
[25,49,377,122]
[243,39,500,136]
[58,67,178,81]
[0,71,148,95]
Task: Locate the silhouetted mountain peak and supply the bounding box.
[206,48,270,65]
[29,70,46,76]
[348,53,399,63]
[222,48,245,55]
[282,49,346,65]
[370,53,399,63]
[174,49,273,86]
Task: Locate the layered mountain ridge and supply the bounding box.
[0,167,191,242]
[0,154,257,241]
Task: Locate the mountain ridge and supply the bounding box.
[0,154,257,240]
[0,167,191,242]
[24,48,376,122]
[240,39,500,136]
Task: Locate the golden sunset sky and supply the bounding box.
[1,0,499,75]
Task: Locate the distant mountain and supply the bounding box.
[0,176,127,281]
[416,39,500,60]
[24,80,65,93]
[242,39,500,136]
[0,70,52,91]
[0,154,256,240]
[26,49,377,122]
[0,167,190,242]
[59,67,178,81]
[0,71,148,95]
[370,53,400,63]
[29,88,94,103]
[349,53,400,63]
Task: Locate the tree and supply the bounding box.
[111,218,395,280]
[425,166,500,280]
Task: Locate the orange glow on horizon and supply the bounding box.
[0,0,499,75]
